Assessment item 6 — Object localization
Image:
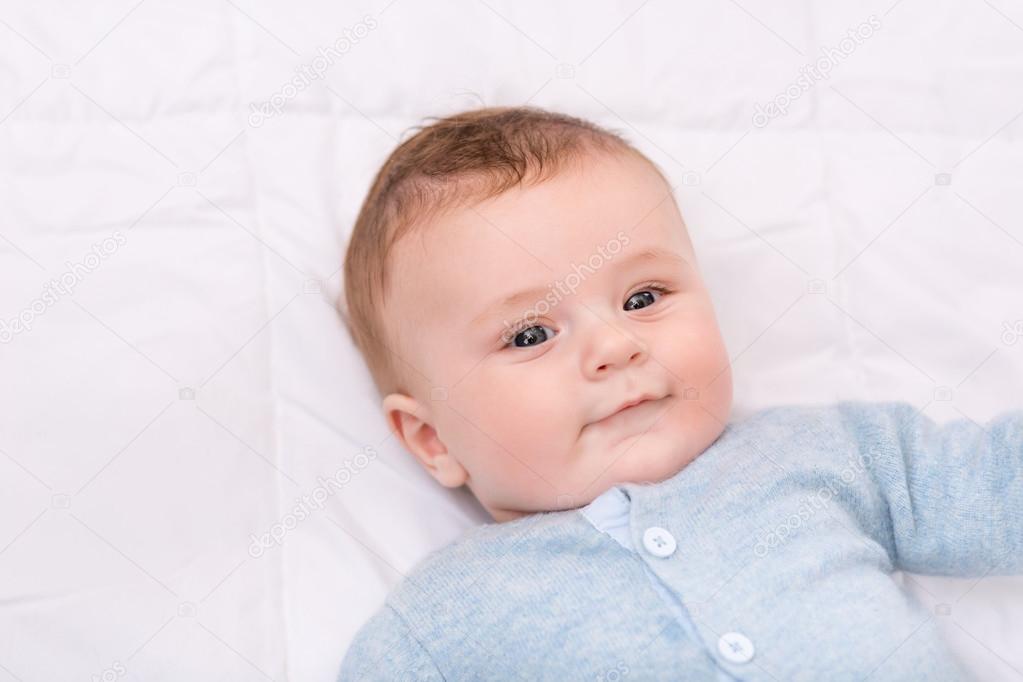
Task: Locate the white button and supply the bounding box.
[642,526,676,558]
[718,632,755,664]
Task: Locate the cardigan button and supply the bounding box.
[642,526,676,558]
[718,631,755,664]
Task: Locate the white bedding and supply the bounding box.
[1,1,1022,679]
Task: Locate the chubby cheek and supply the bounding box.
[446,366,577,492]
[655,313,732,423]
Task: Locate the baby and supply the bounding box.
[337,107,1022,680]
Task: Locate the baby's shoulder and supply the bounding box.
[382,508,610,616]
[726,398,918,443]
[707,399,921,478]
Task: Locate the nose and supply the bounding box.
[583,319,647,379]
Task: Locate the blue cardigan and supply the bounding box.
[338,401,1023,681]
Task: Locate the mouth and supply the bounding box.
[587,394,669,430]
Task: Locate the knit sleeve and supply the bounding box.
[837,400,1023,576]
[337,604,445,682]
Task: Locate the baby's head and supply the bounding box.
[342,107,732,522]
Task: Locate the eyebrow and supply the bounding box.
[469,247,687,329]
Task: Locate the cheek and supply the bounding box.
[444,368,578,508]
[658,311,733,423]
[451,367,574,450]
[653,310,730,386]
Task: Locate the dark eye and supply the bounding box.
[507,324,556,349]
[624,287,664,311]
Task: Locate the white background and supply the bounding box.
[1,1,1022,680]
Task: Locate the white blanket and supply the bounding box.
[1,1,1021,680]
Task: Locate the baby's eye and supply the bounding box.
[506,324,556,349]
[624,285,668,311]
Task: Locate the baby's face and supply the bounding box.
[383,151,732,522]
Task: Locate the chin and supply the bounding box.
[603,435,693,486]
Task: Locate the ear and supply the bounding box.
[381,393,468,488]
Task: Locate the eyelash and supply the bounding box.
[501,282,672,349]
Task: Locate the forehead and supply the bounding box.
[386,151,691,336]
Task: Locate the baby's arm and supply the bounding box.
[838,400,1023,576]
[338,604,443,682]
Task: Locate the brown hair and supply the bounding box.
[340,106,664,398]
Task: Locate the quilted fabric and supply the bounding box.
[1,1,1021,680]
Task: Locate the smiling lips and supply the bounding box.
[590,394,667,428]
